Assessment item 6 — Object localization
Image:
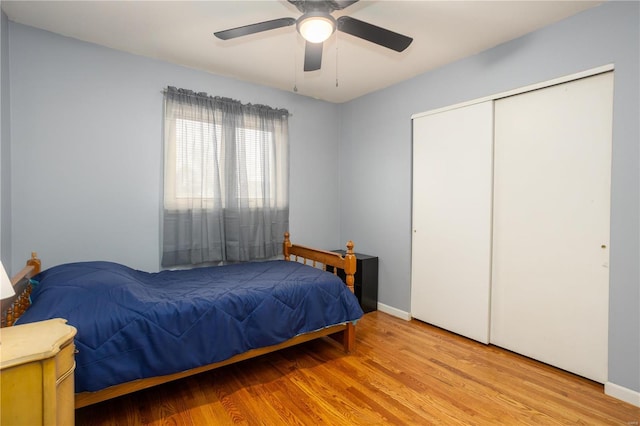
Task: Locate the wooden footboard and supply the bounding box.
[282,232,357,352]
[283,232,357,292]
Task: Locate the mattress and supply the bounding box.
[17,260,364,392]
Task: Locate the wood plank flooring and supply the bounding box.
[75,311,639,425]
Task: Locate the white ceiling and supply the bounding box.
[1,0,603,103]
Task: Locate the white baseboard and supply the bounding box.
[377,303,411,321]
[605,382,640,407]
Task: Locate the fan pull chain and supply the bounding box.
[335,33,339,88]
[293,31,298,93]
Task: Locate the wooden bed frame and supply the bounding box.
[1,232,358,408]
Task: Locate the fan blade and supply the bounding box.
[332,0,359,10]
[337,16,412,52]
[304,41,323,71]
[214,18,296,40]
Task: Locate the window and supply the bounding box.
[162,87,289,266]
[174,118,220,200]
[171,119,279,206]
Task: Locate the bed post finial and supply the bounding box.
[27,252,41,275]
[346,240,354,255]
[344,240,356,293]
[283,232,292,261]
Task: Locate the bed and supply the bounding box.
[1,233,363,408]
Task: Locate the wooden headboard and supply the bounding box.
[283,232,357,292]
[1,253,41,327]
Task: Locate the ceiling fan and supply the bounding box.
[214,0,413,72]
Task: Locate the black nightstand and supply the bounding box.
[332,251,378,313]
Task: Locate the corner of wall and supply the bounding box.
[0,9,13,270]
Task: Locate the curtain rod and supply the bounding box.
[161,88,292,117]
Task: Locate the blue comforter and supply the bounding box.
[17,260,363,393]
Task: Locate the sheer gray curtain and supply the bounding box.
[162,87,289,267]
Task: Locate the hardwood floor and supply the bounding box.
[75,311,639,425]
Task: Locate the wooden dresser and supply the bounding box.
[1,318,77,426]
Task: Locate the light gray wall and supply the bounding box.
[7,22,342,273]
[0,10,11,270]
[340,1,639,392]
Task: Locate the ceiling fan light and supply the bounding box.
[297,14,335,43]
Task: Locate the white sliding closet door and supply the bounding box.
[411,101,493,344]
[491,72,613,383]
